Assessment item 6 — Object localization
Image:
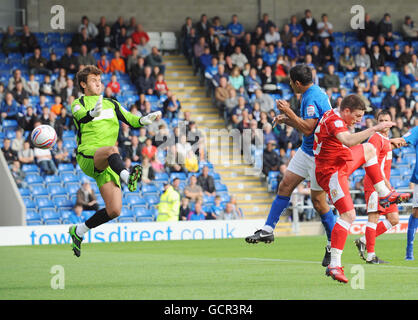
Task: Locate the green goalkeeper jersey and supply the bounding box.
[71,95,143,157]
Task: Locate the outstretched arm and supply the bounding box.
[336,121,395,147]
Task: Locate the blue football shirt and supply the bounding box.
[299,84,332,156]
[403,126,418,183]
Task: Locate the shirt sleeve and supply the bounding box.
[301,96,321,120]
[326,116,348,137]
[71,99,92,123]
[403,127,418,146]
[106,98,144,128]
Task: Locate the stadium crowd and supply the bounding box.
[0,16,243,222]
[179,11,417,220]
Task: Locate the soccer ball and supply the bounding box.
[31,125,57,149]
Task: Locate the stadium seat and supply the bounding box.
[65,182,80,195]
[60,172,79,183]
[154,172,169,183]
[19,188,31,197]
[161,32,177,51]
[217,192,230,203]
[125,194,147,207]
[59,209,73,224]
[31,184,49,197]
[48,185,67,197]
[21,164,40,174]
[53,196,73,209]
[118,207,135,223]
[44,175,62,184]
[147,32,161,49]
[215,182,228,192]
[170,172,187,182]
[40,209,61,225]
[82,210,95,221]
[143,194,159,207]
[58,163,75,172]
[142,183,159,195]
[26,211,42,225]
[133,206,154,222]
[23,198,36,209]
[35,197,55,209]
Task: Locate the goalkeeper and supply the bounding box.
[68,65,161,257]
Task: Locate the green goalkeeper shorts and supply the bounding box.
[76,150,121,189]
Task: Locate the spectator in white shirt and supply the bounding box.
[265,25,281,45]
[317,13,333,40]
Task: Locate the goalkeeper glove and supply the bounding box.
[140,111,162,125]
[89,95,103,118]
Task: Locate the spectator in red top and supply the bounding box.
[141,138,158,160]
[131,24,150,45]
[154,73,169,97]
[120,37,136,58]
[106,74,120,94]
[97,53,110,73]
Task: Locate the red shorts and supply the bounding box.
[316,145,365,214]
[364,190,398,215]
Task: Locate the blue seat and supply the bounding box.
[35,197,54,209]
[125,195,147,207]
[58,163,75,172]
[31,185,49,197]
[118,207,135,223]
[217,192,230,203]
[26,210,42,225]
[65,182,80,195]
[23,198,36,209]
[58,209,73,224]
[21,164,39,174]
[215,182,228,192]
[62,130,75,138]
[133,206,155,222]
[25,173,44,185]
[44,175,62,184]
[48,185,67,196]
[82,210,95,221]
[143,195,159,206]
[170,172,187,181]
[60,172,79,183]
[154,172,169,183]
[53,196,73,209]
[40,209,61,225]
[19,188,31,197]
[142,184,159,196]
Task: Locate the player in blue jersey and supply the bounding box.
[245,64,336,267]
[391,126,418,260]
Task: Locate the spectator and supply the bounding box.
[19,25,38,55]
[11,128,24,153]
[254,89,275,113]
[106,73,121,95]
[353,65,371,92]
[140,156,155,184]
[179,197,191,221]
[131,24,149,45]
[10,160,27,188]
[69,204,84,224]
[46,52,60,74]
[288,15,304,42]
[381,66,399,90]
[154,73,169,97]
[136,66,155,95]
[11,81,29,105]
[1,26,20,56]
[262,139,280,176]
[1,92,19,120]
[28,47,50,75]
[300,9,318,43]
[187,199,207,221]
[125,134,141,163]
[317,13,333,40]
[114,26,128,49]
[407,54,418,80]
[262,43,279,67]
[280,24,293,48]
[77,44,96,66]
[196,14,211,38]
[70,27,92,53]
[97,53,110,74]
[257,13,276,35]
[322,64,340,92]
[110,51,126,74]
[163,93,181,121]
[125,16,137,37]
[400,64,416,88]
[319,37,334,65]
[25,74,40,97]
[141,138,157,160]
[61,78,78,105]
[358,13,378,41]
[286,36,303,63]
[157,182,181,222]
[54,107,72,138]
[219,202,240,220]
[339,46,356,72]
[382,84,400,109]
[120,37,135,59]
[78,16,98,40]
[2,138,18,164]
[130,56,145,83]
[8,69,30,92]
[212,16,227,42]
[228,66,244,91]
[227,14,245,40]
[278,125,301,150]
[211,64,229,88]
[40,74,54,96]
[60,46,79,74]
[391,116,409,138]
[230,96,251,127]
[397,44,412,70]
[355,47,371,70]
[50,95,63,116]
[244,67,262,95]
[377,13,393,40]
[230,46,248,70]
[18,140,34,164]
[34,146,57,175]
[197,165,216,196]
[18,106,36,132]
[310,44,324,72]
[53,139,71,164]
[260,66,280,94]
[215,76,234,112]
[146,47,165,74]
[402,16,418,41]
[98,25,115,54]
[184,174,203,202]
[265,25,281,45]
[76,180,99,211]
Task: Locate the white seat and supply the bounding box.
[147,32,161,49]
[161,32,177,51]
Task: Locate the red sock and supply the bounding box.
[376,220,391,237]
[365,222,377,253]
[331,219,350,250]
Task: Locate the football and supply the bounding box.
[31,125,57,149]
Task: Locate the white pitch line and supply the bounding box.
[240,257,418,270]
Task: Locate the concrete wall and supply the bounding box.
[0,152,25,226]
[26,0,417,34]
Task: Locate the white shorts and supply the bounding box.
[414,184,418,208]
[287,148,323,191]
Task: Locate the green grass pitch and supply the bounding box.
[0,234,417,300]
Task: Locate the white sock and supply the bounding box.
[120,169,130,184]
[367,252,376,261]
[329,248,343,268]
[76,223,90,237]
[327,240,331,247]
[360,235,366,244]
[383,219,393,230]
[262,225,274,233]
